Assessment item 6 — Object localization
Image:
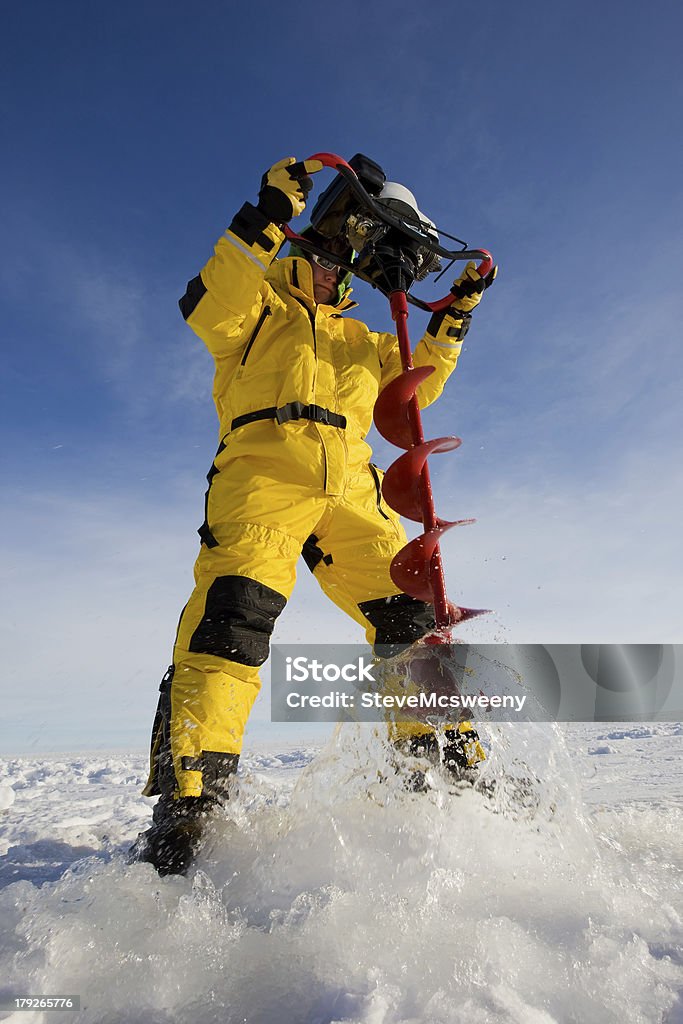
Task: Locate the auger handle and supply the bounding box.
[293,153,496,318]
[423,251,495,313]
[307,152,359,175]
[281,154,356,246]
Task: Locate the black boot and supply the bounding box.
[131,666,242,876]
[394,727,484,792]
[441,727,481,782]
[389,733,439,793]
[128,794,216,877]
[402,733,439,792]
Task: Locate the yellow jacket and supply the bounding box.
[180,212,465,491]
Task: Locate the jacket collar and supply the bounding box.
[266,257,358,313]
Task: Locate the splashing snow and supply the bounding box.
[0,725,681,1023]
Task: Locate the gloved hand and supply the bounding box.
[256,156,324,224]
[448,260,498,313]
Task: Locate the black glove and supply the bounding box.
[448,260,498,313]
[426,261,498,340]
[256,156,323,224]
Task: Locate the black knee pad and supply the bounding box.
[358,593,436,658]
[189,574,287,666]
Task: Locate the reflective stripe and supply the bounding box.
[224,231,270,270]
[427,339,464,350]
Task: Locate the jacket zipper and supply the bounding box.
[369,464,391,520]
[240,305,272,366]
[311,310,328,491]
[294,298,328,490]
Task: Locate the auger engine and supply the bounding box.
[309,154,441,294]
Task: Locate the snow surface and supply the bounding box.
[0,723,682,1024]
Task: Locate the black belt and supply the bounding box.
[231,402,347,432]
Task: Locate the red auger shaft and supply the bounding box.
[388,292,452,630]
[376,295,489,634]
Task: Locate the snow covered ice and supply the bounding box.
[0,724,682,1024]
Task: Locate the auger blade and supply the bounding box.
[448,604,490,624]
[382,437,462,521]
[373,366,435,449]
[389,520,475,602]
[413,603,490,637]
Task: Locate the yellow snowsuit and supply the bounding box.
[145,204,471,800]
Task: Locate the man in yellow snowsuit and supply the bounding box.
[132,158,496,875]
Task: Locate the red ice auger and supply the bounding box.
[284,153,494,641]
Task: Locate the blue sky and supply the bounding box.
[2,0,682,752]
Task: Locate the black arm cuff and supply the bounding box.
[426,309,472,341]
[228,202,276,250]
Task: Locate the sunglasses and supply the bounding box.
[310,252,343,274]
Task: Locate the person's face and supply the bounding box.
[308,256,339,305]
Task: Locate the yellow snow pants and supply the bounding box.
[145,420,452,799]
